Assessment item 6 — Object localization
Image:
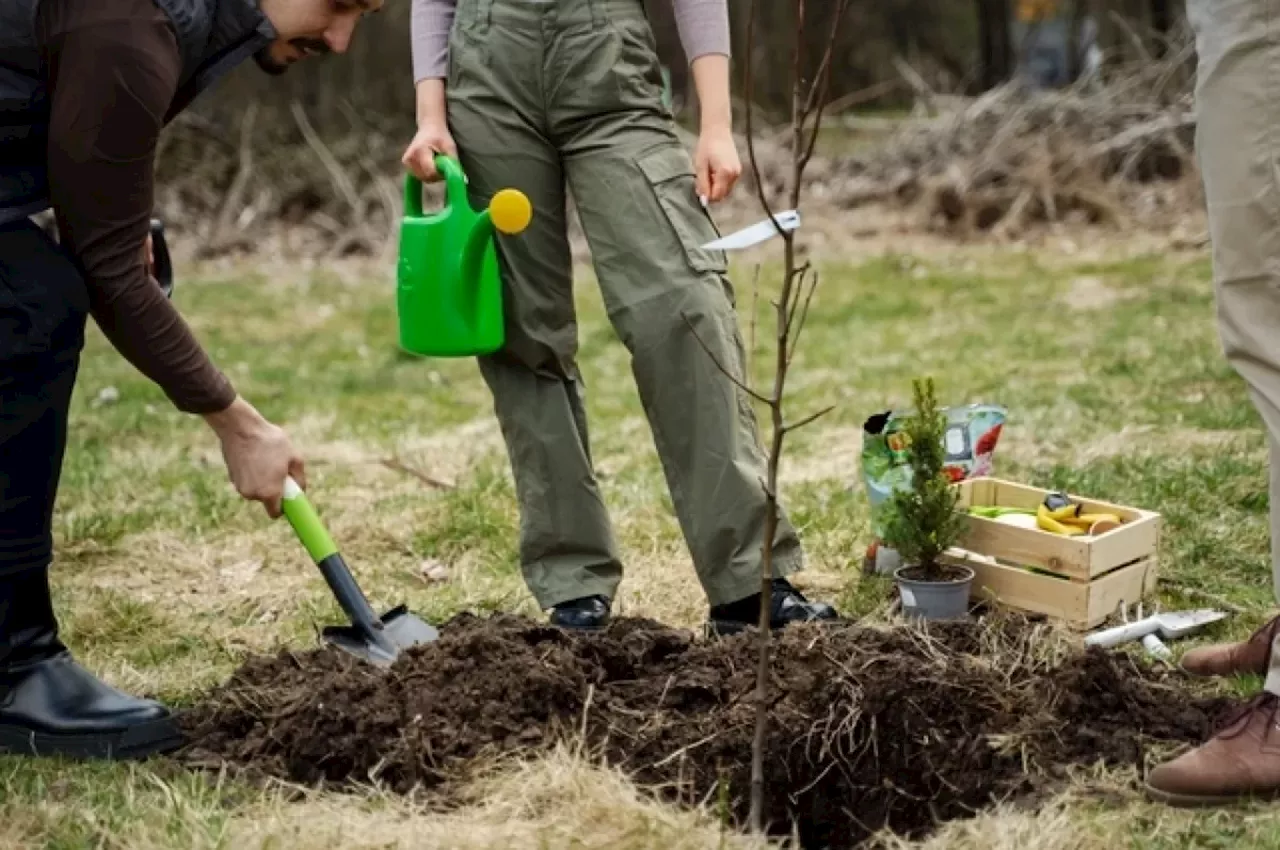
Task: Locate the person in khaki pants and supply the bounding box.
[1144,0,1280,805]
[401,0,841,635]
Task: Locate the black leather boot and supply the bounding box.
[0,568,183,760]
[549,594,611,630]
[706,578,842,637]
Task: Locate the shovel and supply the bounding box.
[280,476,440,667]
[1083,608,1228,650]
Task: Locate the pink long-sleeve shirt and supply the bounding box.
[410,0,731,82]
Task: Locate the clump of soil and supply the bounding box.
[177,614,1234,849]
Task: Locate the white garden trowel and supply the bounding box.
[1084,607,1228,658]
[701,210,801,251]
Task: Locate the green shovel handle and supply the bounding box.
[280,476,338,562]
[277,477,391,639]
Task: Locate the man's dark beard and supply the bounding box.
[253,38,332,75]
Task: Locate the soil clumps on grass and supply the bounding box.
[176,613,1234,848]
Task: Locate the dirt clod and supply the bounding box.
[177,614,1234,849]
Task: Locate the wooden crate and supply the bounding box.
[945,476,1161,629]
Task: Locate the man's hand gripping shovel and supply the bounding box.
[279,477,440,667]
[156,219,438,667]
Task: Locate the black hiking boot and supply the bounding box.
[0,568,183,760]
[549,594,611,630]
[705,579,841,637]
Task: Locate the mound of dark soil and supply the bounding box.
[176,614,1234,849]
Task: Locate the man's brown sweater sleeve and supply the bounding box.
[37,0,237,414]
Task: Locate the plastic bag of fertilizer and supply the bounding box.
[860,403,1007,574]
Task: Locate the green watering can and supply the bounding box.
[397,154,532,357]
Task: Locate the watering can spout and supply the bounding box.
[396,155,532,358]
[460,189,532,300]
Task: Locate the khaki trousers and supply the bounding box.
[443,0,804,609]
[1187,0,1280,691]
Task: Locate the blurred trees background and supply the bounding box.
[153,0,1191,256]
[185,0,1185,134]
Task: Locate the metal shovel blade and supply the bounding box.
[1085,607,1229,649]
[322,605,441,668]
[1153,608,1229,639]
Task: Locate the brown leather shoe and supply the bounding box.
[1145,692,1280,807]
[1179,614,1280,678]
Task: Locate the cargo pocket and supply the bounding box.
[636,144,729,276]
[606,14,670,113]
[446,31,467,89]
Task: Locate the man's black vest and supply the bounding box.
[0,0,277,224]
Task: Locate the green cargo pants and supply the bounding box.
[443,0,805,610]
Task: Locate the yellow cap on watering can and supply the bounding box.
[396,154,532,358]
[490,188,533,235]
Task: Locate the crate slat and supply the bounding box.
[944,476,1161,628]
[946,550,1159,629]
[953,477,1160,581]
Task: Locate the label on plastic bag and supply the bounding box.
[861,403,1007,538]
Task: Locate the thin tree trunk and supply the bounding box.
[977,0,1014,90]
[1066,0,1086,82]
[1149,0,1172,56]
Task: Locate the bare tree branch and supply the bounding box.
[783,404,837,435]
[782,261,811,343]
[824,79,902,113]
[743,0,781,237]
[786,268,822,369]
[788,0,805,211]
[747,263,762,391]
[291,100,363,217]
[735,0,841,833]
[682,312,775,408]
[380,457,455,490]
[201,101,258,256]
[363,154,400,262]
[797,0,854,187]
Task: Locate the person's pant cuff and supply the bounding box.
[705,550,805,608]
[529,575,621,611]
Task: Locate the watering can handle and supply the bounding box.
[403,154,470,217]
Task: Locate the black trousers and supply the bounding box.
[0,217,89,582]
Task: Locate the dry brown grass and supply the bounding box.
[0,747,780,850]
[869,797,1099,850]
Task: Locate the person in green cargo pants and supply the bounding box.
[401,0,842,635]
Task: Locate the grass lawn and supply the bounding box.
[4,231,1279,848]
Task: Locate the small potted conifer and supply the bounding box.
[879,377,974,619]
